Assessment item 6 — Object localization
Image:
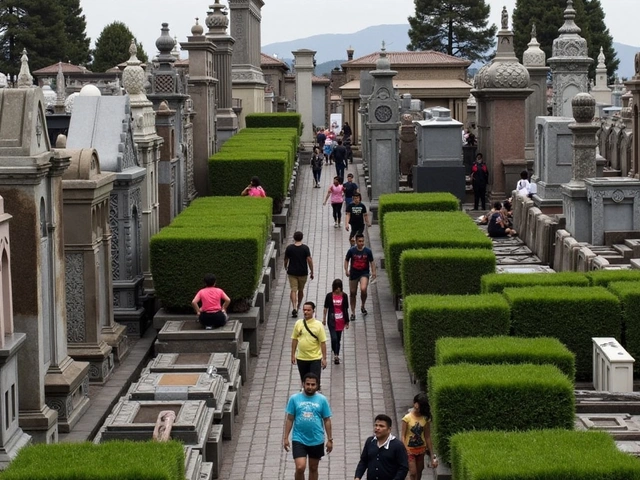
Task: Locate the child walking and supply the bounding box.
[401,393,438,480]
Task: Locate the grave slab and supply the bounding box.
[128,371,227,408]
[155,320,243,357]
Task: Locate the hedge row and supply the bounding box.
[450,430,640,480]
[378,192,460,240]
[401,248,496,296]
[435,336,576,380]
[608,281,640,373]
[151,197,272,311]
[587,269,640,286]
[429,363,574,463]
[503,286,621,381]
[403,294,510,380]
[0,441,185,480]
[245,112,302,133]
[481,271,590,293]
[384,211,493,294]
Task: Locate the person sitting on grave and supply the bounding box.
[191,273,230,329]
[487,201,517,238]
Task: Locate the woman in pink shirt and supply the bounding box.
[191,273,231,329]
[323,176,345,228]
[322,278,350,365]
[241,176,266,197]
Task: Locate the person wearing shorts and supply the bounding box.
[344,234,377,322]
[284,231,314,318]
[345,193,370,246]
[191,273,230,329]
[283,373,333,480]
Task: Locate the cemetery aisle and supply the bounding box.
[220,159,430,479]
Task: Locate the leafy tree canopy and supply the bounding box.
[407,0,498,63]
[513,0,618,83]
[91,21,148,73]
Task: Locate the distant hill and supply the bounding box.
[262,24,636,80]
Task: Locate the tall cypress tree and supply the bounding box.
[59,0,91,66]
[583,0,618,83]
[407,0,497,62]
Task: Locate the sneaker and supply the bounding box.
[334,356,340,365]
[361,307,368,316]
[205,326,213,330]
[350,313,356,322]
[291,309,297,318]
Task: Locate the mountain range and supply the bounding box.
[262,24,637,80]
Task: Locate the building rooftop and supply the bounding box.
[342,51,471,68]
[260,53,290,70]
[33,61,90,75]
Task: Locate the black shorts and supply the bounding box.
[292,441,325,459]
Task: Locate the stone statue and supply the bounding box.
[501,6,508,30]
[152,410,177,442]
[531,24,536,38]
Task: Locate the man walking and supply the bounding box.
[284,372,333,480]
[343,173,359,209]
[285,231,314,318]
[345,193,370,246]
[354,414,408,480]
[344,233,376,321]
[291,302,327,386]
[333,139,347,182]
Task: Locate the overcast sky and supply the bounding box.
[80,0,639,57]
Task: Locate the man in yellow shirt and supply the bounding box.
[291,302,327,387]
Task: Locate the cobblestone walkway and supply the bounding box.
[220,159,429,479]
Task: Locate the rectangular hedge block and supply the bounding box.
[245,113,302,132]
[503,286,622,381]
[384,211,493,294]
[450,430,640,480]
[401,248,496,296]
[435,336,575,380]
[403,294,510,381]
[481,271,589,293]
[0,440,185,480]
[608,281,640,374]
[587,270,640,287]
[429,364,574,463]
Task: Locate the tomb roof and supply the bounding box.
[33,61,90,75]
[342,51,470,68]
[260,53,289,70]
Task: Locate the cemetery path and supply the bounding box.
[220,159,428,480]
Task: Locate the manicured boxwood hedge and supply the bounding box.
[503,286,622,381]
[0,440,185,480]
[435,336,576,380]
[403,294,510,380]
[401,248,496,296]
[384,211,493,294]
[450,430,640,480]
[608,281,640,374]
[378,192,460,241]
[428,364,574,463]
[245,112,302,133]
[587,269,640,287]
[481,271,589,293]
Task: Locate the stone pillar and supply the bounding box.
[359,72,374,162]
[292,49,315,145]
[180,19,218,197]
[471,7,532,202]
[624,55,640,179]
[592,47,612,105]
[562,93,599,241]
[367,45,400,207]
[548,0,592,117]
[207,1,238,146]
[523,25,550,169]
[0,196,31,464]
[123,41,163,294]
[229,0,266,128]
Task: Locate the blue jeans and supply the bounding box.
[312,169,322,184]
[329,328,343,356]
[335,164,345,182]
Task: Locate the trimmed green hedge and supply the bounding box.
[384,211,493,294]
[481,271,590,293]
[435,336,576,380]
[378,192,460,240]
[450,430,640,480]
[401,248,496,296]
[245,113,302,133]
[429,364,575,463]
[403,294,510,380]
[0,440,185,480]
[503,286,622,381]
[587,269,640,287]
[608,281,640,374]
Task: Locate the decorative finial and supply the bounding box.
[501,6,509,30]
[531,24,537,38]
[17,48,33,88]
[56,62,65,103]
[381,40,386,52]
[191,17,204,36]
[559,0,581,34]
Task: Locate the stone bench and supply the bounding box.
[155,320,243,357]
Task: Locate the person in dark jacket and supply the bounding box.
[342,122,352,138]
[322,279,350,365]
[471,152,489,210]
[355,414,409,480]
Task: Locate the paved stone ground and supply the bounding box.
[220,159,430,480]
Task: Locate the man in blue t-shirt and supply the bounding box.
[283,373,333,479]
[344,233,377,322]
[343,173,359,208]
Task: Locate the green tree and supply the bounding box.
[91,21,148,73]
[407,0,497,62]
[513,0,618,82]
[0,0,90,80]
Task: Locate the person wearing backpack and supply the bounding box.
[310,147,324,188]
[291,302,327,387]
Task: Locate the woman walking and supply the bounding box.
[310,147,324,188]
[323,176,345,228]
[322,279,350,365]
[401,393,438,480]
